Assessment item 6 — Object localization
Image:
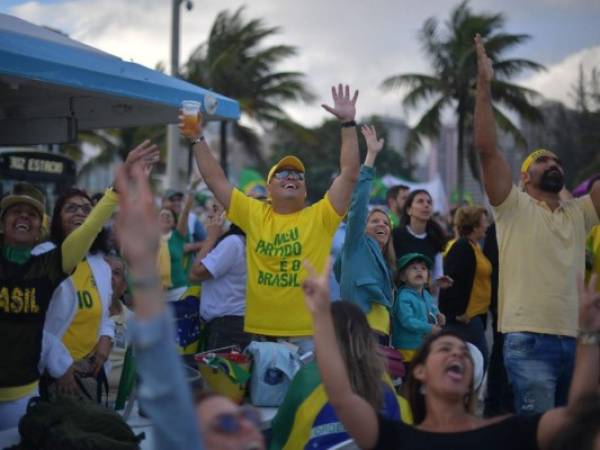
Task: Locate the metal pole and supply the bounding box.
[166,0,182,190]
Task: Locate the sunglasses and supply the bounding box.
[210,405,262,435]
[63,203,93,215]
[273,170,304,181]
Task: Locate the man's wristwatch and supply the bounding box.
[341,120,356,128]
[190,136,205,145]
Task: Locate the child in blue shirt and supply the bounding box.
[392,253,446,362]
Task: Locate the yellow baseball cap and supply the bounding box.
[267,155,305,183]
[520,148,559,173]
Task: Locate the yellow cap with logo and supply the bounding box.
[267,155,305,183]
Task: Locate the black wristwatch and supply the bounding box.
[190,136,206,145]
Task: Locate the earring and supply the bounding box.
[419,385,426,395]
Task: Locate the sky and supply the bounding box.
[3,0,600,128]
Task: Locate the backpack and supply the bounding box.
[8,396,144,450]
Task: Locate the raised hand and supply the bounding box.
[475,34,494,83]
[361,125,384,154]
[205,213,224,241]
[578,274,600,333]
[178,110,205,140]
[302,259,332,315]
[321,84,358,122]
[114,164,160,267]
[123,140,160,174]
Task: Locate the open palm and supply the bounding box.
[321,84,358,122]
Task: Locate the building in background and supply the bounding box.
[426,125,522,206]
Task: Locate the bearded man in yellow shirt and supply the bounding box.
[180,84,360,348]
[474,36,600,415]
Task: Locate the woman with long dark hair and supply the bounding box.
[335,125,395,339]
[270,300,408,450]
[393,189,448,288]
[303,259,600,450]
[39,188,116,398]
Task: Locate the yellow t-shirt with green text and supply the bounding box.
[62,260,102,360]
[228,189,343,336]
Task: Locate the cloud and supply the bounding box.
[521,45,600,108]
[7,0,436,127]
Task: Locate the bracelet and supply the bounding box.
[577,330,600,345]
[130,275,161,290]
[190,136,205,145]
[341,120,356,128]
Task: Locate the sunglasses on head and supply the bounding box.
[211,405,262,435]
[273,170,304,181]
[63,203,93,215]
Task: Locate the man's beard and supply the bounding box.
[539,168,564,193]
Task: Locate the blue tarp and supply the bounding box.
[0,13,239,143]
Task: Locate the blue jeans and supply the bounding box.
[504,332,575,415]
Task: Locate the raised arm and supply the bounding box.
[537,274,600,450]
[474,34,512,206]
[114,165,204,450]
[322,84,361,215]
[61,140,159,274]
[362,125,384,169]
[189,215,224,283]
[179,112,233,210]
[303,260,379,450]
[344,126,384,243]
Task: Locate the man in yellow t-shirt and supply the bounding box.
[474,37,600,415]
[180,84,361,340]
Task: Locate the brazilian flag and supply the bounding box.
[238,168,266,196]
[202,354,251,384]
[269,361,412,450]
[370,177,388,205]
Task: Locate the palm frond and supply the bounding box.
[405,96,451,157]
[492,105,528,148]
[493,58,546,79]
[491,80,544,123]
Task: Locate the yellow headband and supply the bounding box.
[520,149,559,173]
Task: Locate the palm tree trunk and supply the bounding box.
[456,101,466,205]
[220,120,228,177]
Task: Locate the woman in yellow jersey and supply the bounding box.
[41,188,115,399]
[439,205,492,364]
[334,125,395,342]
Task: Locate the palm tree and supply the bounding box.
[185,7,314,175]
[381,0,544,201]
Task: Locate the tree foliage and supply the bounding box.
[381,0,544,200]
[184,7,314,173]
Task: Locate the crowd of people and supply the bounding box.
[0,35,599,450]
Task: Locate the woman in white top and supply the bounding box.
[190,214,250,351]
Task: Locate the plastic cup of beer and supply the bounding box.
[181,100,201,135]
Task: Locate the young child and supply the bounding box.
[392,253,446,362]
